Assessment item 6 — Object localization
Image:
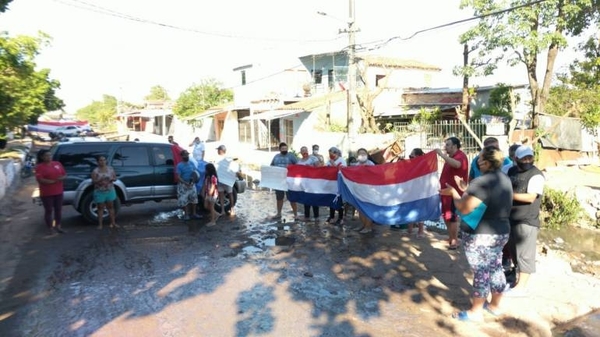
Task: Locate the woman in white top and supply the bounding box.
[326,146,346,225]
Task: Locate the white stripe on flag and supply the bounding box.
[287,177,338,194]
[340,172,440,207]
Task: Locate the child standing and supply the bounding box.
[202,163,220,227]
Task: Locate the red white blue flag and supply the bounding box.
[286,165,342,209]
[338,152,441,225]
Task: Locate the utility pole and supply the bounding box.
[340,0,358,156]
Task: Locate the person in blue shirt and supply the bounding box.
[469,137,512,182]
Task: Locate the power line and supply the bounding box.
[348,0,549,52]
[51,0,343,44]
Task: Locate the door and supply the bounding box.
[151,144,177,198]
[111,145,153,200]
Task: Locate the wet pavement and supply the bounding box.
[1,179,599,337]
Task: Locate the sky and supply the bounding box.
[0,0,587,112]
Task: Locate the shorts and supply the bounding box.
[177,182,198,207]
[275,190,290,201]
[217,183,232,194]
[441,195,458,222]
[94,189,117,204]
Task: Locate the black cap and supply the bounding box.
[216,145,226,151]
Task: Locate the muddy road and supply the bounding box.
[0,179,598,337]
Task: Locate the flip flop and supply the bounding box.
[452,311,483,322]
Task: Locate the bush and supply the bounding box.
[540,187,582,229]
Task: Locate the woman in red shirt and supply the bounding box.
[35,149,67,235]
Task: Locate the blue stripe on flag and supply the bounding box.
[287,190,341,208]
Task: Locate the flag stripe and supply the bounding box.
[339,172,440,207]
[286,177,338,194]
[287,165,339,180]
[340,151,438,185]
[287,191,339,207]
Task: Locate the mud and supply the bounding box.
[0,180,599,336]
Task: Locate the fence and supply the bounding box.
[393,119,506,159]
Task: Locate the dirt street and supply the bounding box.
[0,176,599,337]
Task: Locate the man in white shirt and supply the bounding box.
[189,137,205,162]
[215,145,239,216]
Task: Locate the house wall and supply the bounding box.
[364,67,436,90]
[233,66,308,106]
[219,111,240,146]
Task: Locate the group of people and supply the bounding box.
[437,136,544,322]
[269,142,379,234]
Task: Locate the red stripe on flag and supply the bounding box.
[340,151,438,185]
[287,165,339,180]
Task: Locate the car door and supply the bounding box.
[54,143,112,193]
[151,144,177,198]
[111,145,153,200]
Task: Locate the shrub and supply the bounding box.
[540,187,582,229]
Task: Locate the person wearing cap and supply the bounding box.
[501,143,522,174]
[436,136,469,250]
[270,142,299,219]
[176,150,200,221]
[326,146,346,225]
[505,146,545,297]
[215,145,239,216]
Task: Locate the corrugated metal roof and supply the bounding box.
[358,55,441,71]
[276,91,347,111]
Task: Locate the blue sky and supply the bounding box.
[0,0,584,112]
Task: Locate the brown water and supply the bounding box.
[539,226,600,261]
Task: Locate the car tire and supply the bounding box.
[214,187,237,213]
[81,191,121,224]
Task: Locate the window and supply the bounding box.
[311,69,323,84]
[284,119,293,147]
[328,69,334,89]
[56,144,108,169]
[150,146,174,166]
[112,146,150,167]
[375,74,387,87]
[237,110,251,143]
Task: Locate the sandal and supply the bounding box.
[452,311,483,322]
[359,227,373,234]
[483,302,503,317]
[335,219,344,226]
[326,217,336,225]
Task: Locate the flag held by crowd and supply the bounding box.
[287,165,341,208]
[338,152,441,225]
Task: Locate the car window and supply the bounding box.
[112,146,149,167]
[55,144,108,169]
[152,146,174,166]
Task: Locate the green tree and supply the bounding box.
[0,32,64,137]
[471,84,518,120]
[459,0,600,127]
[76,95,118,130]
[144,85,170,101]
[1,0,13,12]
[173,79,233,119]
[546,34,600,133]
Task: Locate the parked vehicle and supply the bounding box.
[49,126,82,139]
[43,141,246,223]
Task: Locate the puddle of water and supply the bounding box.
[151,209,184,223]
[553,309,600,336]
[539,226,600,261]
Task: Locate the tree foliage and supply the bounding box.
[144,85,170,101]
[173,79,233,119]
[459,0,600,126]
[0,0,13,12]
[546,34,600,133]
[471,84,518,120]
[75,95,118,130]
[0,32,64,136]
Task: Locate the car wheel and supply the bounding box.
[214,188,237,213]
[81,191,121,224]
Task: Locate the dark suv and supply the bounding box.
[48,141,245,223]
